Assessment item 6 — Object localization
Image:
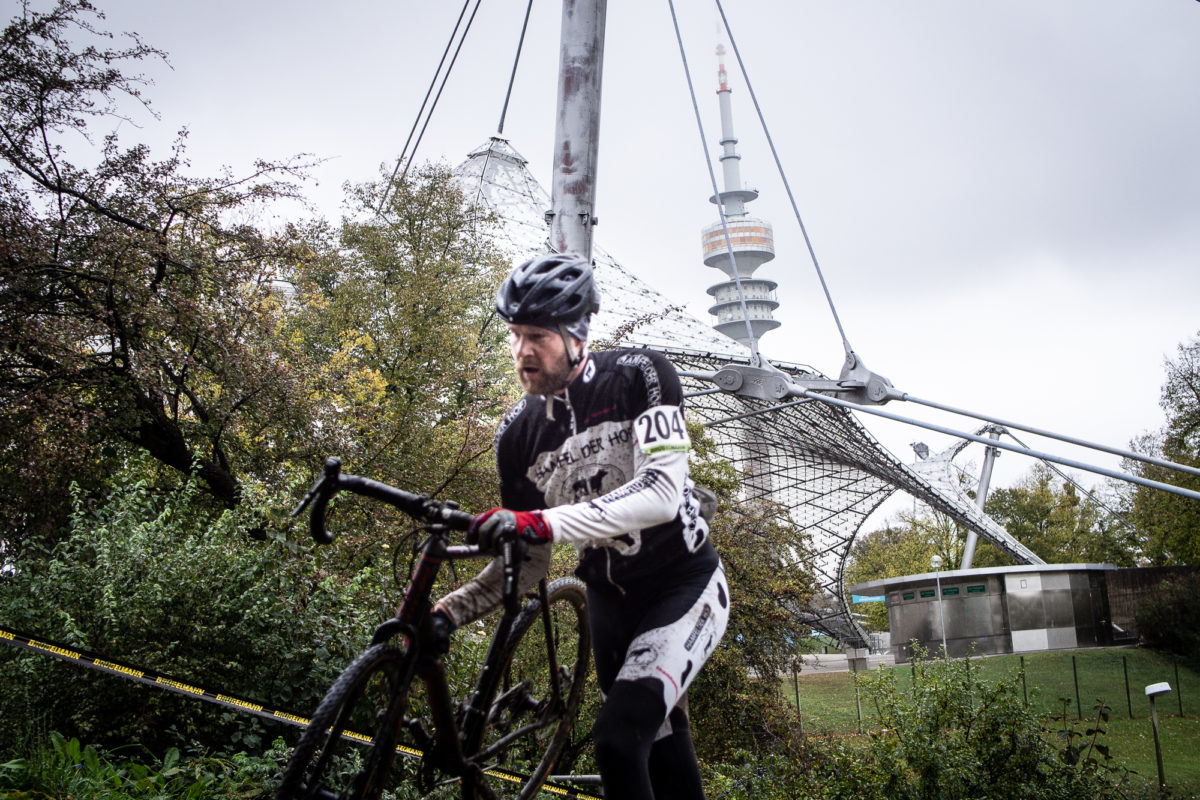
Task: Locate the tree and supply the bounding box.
[0,0,316,536]
[0,2,515,559]
[684,423,814,761]
[844,507,963,631]
[1134,571,1200,669]
[981,464,1137,567]
[1126,332,1200,565]
[277,165,513,557]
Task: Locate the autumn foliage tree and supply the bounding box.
[281,167,512,510]
[1125,332,1200,565]
[273,167,515,567]
[0,2,515,558]
[0,0,317,545]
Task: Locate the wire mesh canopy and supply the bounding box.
[454,137,1041,648]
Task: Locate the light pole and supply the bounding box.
[930,554,947,660]
[1146,681,1172,793]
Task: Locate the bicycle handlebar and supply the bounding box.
[292,457,474,544]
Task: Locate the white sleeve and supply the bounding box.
[543,404,690,543]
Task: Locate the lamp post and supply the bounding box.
[1146,681,1172,792]
[930,554,947,660]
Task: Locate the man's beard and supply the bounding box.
[517,350,574,395]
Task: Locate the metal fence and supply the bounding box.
[785,648,1197,734]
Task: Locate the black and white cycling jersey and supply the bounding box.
[439,348,720,624]
[439,346,728,800]
[503,348,713,587]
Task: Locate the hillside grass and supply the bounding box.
[783,647,1200,794]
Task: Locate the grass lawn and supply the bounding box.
[782,648,1200,797]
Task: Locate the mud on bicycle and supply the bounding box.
[275,457,593,800]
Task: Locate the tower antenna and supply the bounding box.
[701,42,781,350]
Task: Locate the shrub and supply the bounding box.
[1135,572,1200,669]
[702,649,1142,800]
[849,650,1133,800]
[0,730,290,799]
[0,465,394,757]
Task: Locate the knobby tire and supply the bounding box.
[276,643,411,800]
[470,576,591,800]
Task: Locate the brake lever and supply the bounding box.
[294,457,342,544]
[291,480,323,518]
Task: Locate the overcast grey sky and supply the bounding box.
[81,0,1200,504]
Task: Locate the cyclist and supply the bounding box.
[435,252,729,800]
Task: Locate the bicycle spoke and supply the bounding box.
[470,577,592,800]
[275,644,411,800]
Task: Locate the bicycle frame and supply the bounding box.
[282,456,587,800]
[364,523,562,792]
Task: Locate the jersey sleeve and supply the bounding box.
[543,351,692,544]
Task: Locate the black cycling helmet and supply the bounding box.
[495,252,600,330]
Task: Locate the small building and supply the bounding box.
[848,564,1122,663]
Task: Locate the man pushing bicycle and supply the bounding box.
[435,252,730,800]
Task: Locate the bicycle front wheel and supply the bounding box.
[469,576,591,800]
[276,643,412,800]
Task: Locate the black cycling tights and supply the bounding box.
[593,677,705,800]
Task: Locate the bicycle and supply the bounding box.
[276,457,592,800]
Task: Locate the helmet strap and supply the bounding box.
[559,324,584,370]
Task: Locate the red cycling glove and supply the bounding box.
[468,507,553,551]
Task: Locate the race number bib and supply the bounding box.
[634,405,691,454]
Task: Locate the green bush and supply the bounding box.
[0,730,289,799]
[703,649,1149,800]
[851,650,1135,800]
[0,465,396,757]
[1135,572,1200,670]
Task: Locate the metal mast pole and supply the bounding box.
[960,426,1002,569]
[548,0,608,260]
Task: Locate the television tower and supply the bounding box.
[701,45,780,347]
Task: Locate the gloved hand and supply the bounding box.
[429,609,455,656]
[467,507,552,552]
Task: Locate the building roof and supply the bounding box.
[454,136,1044,648]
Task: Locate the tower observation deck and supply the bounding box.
[702,45,780,347]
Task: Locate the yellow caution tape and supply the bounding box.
[0,624,603,799]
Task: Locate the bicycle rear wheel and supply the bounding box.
[276,643,412,800]
[469,576,591,800]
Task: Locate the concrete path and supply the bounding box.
[794,651,895,674]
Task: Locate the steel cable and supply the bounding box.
[714,0,854,358]
[497,0,536,135]
[377,0,485,215]
[666,0,761,361]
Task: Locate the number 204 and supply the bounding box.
[637,408,686,445]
